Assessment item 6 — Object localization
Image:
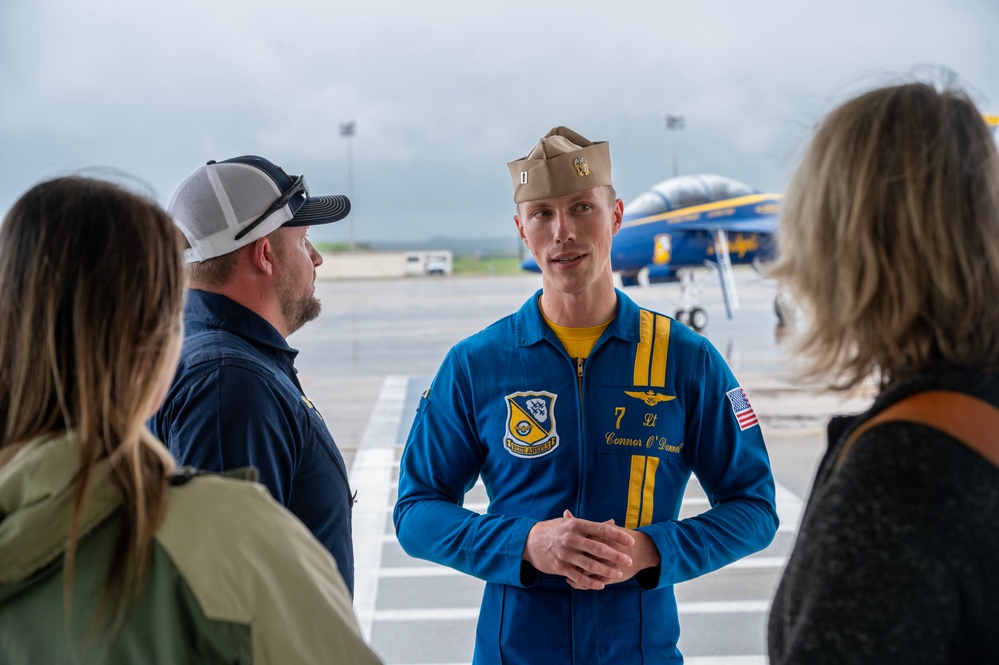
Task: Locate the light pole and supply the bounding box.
[663,113,684,178]
[339,121,356,251]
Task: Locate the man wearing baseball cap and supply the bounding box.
[394,128,778,662]
[150,155,357,595]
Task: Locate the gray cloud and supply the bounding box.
[2,0,996,242]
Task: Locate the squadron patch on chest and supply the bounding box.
[504,391,560,458]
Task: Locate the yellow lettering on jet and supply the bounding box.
[706,233,760,259]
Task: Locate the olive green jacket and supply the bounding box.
[0,432,383,664]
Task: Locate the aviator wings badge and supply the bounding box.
[625,390,676,406]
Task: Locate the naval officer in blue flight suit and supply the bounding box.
[394,127,779,664]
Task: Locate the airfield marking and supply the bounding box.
[381,660,764,665]
[372,600,771,623]
[351,375,408,642]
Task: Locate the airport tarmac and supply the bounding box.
[290,269,876,665]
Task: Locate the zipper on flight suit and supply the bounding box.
[574,355,586,518]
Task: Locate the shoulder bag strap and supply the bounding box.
[835,389,999,471]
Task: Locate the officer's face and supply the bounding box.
[514,186,622,297]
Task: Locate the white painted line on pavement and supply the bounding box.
[376,661,764,665]
[380,566,475,578]
[727,556,787,569]
[679,600,770,614]
[373,608,479,621]
[352,375,409,642]
[775,481,804,533]
[369,599,770,623]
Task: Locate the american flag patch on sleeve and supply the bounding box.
[726,387,759,431]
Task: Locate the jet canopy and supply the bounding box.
[623,174,757,217]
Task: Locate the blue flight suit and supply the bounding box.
[394,289,778,663]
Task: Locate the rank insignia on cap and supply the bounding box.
[507,126,611,203]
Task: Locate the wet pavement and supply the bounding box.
[289,269,875,665]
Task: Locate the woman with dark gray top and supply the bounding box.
[767,81,999,663]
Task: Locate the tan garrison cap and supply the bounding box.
[507,126,612,204]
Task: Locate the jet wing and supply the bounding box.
[621,194,780,235]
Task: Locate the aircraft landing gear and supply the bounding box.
[774,292,794,327]
[675,307,708,332]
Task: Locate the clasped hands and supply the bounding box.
[522,509,661,590]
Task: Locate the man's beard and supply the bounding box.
[278,273,322,335]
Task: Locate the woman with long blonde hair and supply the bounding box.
[0,176,381,664]
[768,82,999,663]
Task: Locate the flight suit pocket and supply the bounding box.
[594,385,685,461]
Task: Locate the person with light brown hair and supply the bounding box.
[0,176,382,664]
[768,81,999,663]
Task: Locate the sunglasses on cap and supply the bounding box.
[234,174,308,241]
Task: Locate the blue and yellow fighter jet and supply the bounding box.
[521,173,781,331]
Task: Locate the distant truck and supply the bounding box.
[403,250,453,276]
[425,255,449,275]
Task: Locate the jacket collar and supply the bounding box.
[514,288,643,348]
[0,432,122,587]
[184,289,299,365]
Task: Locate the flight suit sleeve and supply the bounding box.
[393,348,537,586]
[637,337,779,588]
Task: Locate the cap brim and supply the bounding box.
[284,194,351,227]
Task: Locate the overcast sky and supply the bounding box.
[2,0,996,243]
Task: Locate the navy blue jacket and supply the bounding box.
[395,290,778,664]
[150,290,354,595]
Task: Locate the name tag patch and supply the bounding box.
[598,387,683,459]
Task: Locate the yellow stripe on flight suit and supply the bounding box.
[649,314,669,388]
[625,311,670,528]
[625,456,645,529]
[633,311,654,386]
[640,457,660,525]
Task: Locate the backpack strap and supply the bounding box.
[835,390,999,471]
